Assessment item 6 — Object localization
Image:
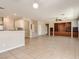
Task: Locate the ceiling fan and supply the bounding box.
[0,6,4,9]
[75,16,79,20]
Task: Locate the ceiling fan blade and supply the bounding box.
[0,7,4,9]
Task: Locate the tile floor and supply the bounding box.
[0,36,79,59]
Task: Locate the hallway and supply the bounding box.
[0,36,79,59]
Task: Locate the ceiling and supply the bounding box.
[0,0,79,20]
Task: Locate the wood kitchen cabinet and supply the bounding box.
[54,22,71,36]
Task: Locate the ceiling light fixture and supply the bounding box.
[13,13,16,16]
[33,0,39,9]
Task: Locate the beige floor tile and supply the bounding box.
[0,36,79,59]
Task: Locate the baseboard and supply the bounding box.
[30,34,47,39]
[0,44,24,53]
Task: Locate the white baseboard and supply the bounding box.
[0,44,24,53]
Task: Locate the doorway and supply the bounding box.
[46,24,49,35]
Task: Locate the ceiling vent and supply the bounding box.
[0,7,4,9]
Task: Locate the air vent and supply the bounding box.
[0,7,4,9]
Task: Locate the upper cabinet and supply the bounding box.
[0,16,25,31]
[0,17,4,30]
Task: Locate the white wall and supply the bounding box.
[28,20,47,38]
[0,31,25,53]
[38,21,47,36]
[29,20,38,37]
[72,20,78,27]
[54,7,79,20]
[56,8,74,19]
